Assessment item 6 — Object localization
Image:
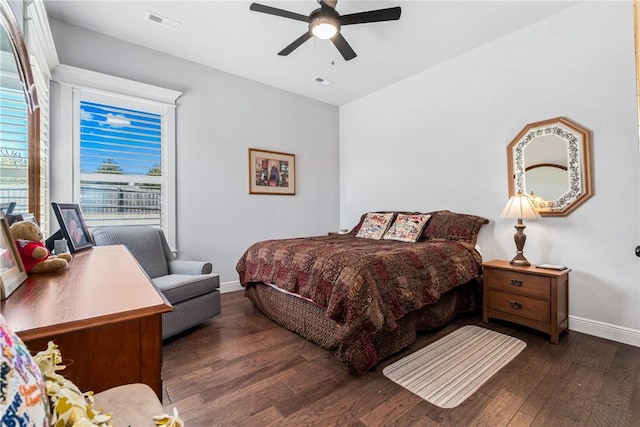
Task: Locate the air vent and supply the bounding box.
[313,77,333,86]
[145,11,180,29]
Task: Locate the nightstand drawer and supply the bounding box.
[486,269,550,299]
[487,290,550,323]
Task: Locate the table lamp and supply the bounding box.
[500,192,541,266]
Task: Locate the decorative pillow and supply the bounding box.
[349,211,421,235]
[0,313,49,427]
[383,213,431,242]
[422,210,489,245]
[355,212,395,240]
[349,212,369,234]
[0,315,180,427]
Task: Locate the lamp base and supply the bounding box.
[511,221,531,266]
[509,254,531,267]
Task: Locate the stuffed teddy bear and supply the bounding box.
[9,221,72,273]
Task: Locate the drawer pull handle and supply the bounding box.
[510,301,523,309]
[510,279,523,287]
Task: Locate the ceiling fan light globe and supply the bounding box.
[310,18,338,39]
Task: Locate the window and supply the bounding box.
[0,0,57,233]
[53,65,181,247]
[0,55,29,214]
[79,99,162,228]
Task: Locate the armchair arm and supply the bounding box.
[168,260,213,275]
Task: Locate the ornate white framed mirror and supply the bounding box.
[507,117,592,216]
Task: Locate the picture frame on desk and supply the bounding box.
[52,203,94,253]
[0,212,27,300]
[0,201,16,215]
[6,212,36,226]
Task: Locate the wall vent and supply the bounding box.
[145,11,180,29]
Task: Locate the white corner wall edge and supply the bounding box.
[569,315,640,347]
[220,280,243,294]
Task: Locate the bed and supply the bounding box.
[236,210,488,373]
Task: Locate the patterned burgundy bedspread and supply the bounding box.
[236,234,482,371]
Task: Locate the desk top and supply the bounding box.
[1,245,172,341]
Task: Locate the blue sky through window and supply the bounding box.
[80,100,161,175]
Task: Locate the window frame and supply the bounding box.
[52,65,181,247]
[25,0,60,235]
[0,0,40,221]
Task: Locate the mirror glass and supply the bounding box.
[523,134,568,201]
[507,117,592,216]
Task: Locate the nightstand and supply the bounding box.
[482,259,570,344]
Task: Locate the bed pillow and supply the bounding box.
[349,211,421,235]
[383,213,431,242]
[0,313,49,427]
[422,210,489,245]
[355,212,395,240]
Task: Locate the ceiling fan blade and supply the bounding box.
[278,32,313,56]
[250,3,310,22]
[331,33,356,61]
[339,7,401,26]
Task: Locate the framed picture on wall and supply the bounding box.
[248,148,296,195]
[52,203,94,253]
[0,212,27,300]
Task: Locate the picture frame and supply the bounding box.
[6,212,36,226]
[248,148,296,195]
[0,212,27,300]
[52,202,94,253]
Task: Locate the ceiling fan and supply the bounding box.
[249,0,401,61]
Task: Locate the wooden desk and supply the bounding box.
[0,245,172,398]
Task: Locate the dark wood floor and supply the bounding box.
[161,291,640,426]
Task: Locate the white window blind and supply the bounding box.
[79,99,163,227]
[0,53,29,215]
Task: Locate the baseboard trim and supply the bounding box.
[220,280,243,294]
[569,315,640,347]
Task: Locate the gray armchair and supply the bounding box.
[91,225,220,339]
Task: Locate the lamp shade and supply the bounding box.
[500,193,542,220]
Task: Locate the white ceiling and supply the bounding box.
[43,0,579,106]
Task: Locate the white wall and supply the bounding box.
[48,19,340,290]
[340,2,640,345]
